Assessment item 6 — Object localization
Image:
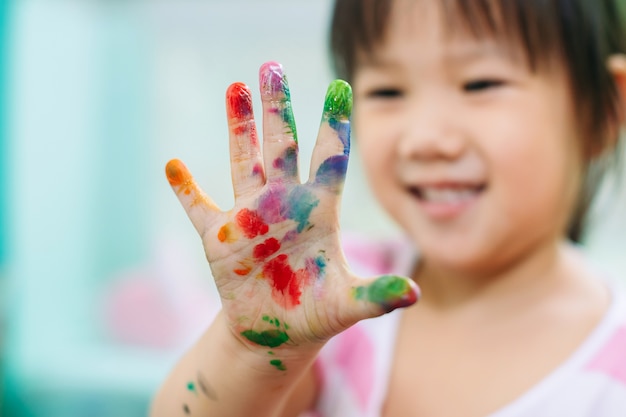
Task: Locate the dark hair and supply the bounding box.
[329,0,626,243]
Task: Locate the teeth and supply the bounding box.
[420,187,479,203]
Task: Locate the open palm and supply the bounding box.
[166,62,418,371]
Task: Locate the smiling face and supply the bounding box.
[352,0,584,276]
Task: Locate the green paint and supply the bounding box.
[270,359,287,371]
[324,80,352,121]
[281,75,298,143]
[187,381,197,394]
[353,275,415,311]
[262,315,282,327]
[241,329,290,348]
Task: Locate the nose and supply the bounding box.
[396,100,465,161]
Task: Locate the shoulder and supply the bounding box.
[584,279,626,385]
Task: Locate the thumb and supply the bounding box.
[346,275,420,322]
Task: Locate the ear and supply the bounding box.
[607,54,626,123]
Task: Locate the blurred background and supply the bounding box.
[1,1,626,416]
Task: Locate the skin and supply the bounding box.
[350,1,626,416]
[152,2,626,415]
[151,62,418,417]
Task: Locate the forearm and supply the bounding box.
[150,311,320,417]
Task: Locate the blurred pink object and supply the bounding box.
[103,241,219,350]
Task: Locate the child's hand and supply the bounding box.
[165,62,418,370]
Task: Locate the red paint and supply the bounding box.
[233,125,248,135]
[263,254,302,308]
[235,209,269,239]
[253,238,281,260]
[227,82,253,120]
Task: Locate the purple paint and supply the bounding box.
[315,154,349,188]
[257,185,288,224]
[260,61,285,97]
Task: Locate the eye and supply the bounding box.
[463,79,504,93]
[366,88,403,99]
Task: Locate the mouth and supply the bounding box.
[409,184,487,204]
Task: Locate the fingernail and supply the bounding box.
[165,159,190,187]
[260,61,286,97]
[226,82,253,121]
[324,80,352,121]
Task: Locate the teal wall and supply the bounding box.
[0,0,9,269]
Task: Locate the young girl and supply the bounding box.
[151,0,626,416]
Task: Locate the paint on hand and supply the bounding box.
[262,254,305,308]
[233,265,252,276]
[353,275,419,313]
[217,223,238,243]
[187,381,197,395]
[227,82,253,121]
[165,159,193,193]
[257,185,319,234]
[285,187,319,233]
[235,208,269,239]
[272,146,298,177]
[315,154,349,189]
[324,80,352,122]
[252,162,263,176]
[260,61,298,142]
[253,238,281,260]
[241,328,290,348]
[183,404,190,415]
[270,359,287,371]
[258,185,288,224]
[305,254,327,278]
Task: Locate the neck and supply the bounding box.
[414,239,588,314]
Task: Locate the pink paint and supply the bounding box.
[257,186,287,224]
[587,325,626,385]
[253,238,281,260]
[252,163,263,176]
[235,208,269,239]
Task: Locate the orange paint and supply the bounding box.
[165,159,189,186]
[217,223,238,243]
[234,267,252,276]
[165,159,195,196]
[217,225,228,242]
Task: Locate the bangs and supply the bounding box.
[330,0,623,79]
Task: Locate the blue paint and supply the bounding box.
[328,118,351,154]
[275,146,297,177]
[286,187,319,233]
[315,155,349,189]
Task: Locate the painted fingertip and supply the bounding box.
[226,82,254,121]
[165,159,191,187]
[353,275,420,313]
[260,61,286,97]
[324,80,352,121]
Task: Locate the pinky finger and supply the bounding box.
[165,159,221,236]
